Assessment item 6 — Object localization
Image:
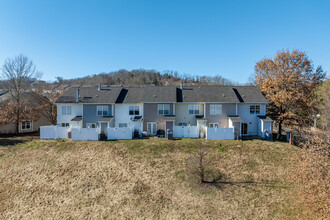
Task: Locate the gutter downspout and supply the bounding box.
[76,89,80,103]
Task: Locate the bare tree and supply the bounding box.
[0,54,42,133]
[187,145,223,184]
[34,84,63,125]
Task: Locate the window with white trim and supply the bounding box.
[250,105,260,114]
[86,123,96,128]
[210,105,222,115]
[188,105,200,115]
[119,123,127,128]
[158,104,170,115]
[97,105,109,116]
[147,122,157,135]
[178,122,188,126]
[62,106,72,115]
[61,123,70,128]
[209,123,219,128]
[129,106,140,115]
[21,121,31,130]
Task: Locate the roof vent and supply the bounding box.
[153,94,157,98]
[98,83,101,91]
[180,83,183,89]
[223,94,225,97]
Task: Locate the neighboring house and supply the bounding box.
[0,90,51,134]
[54,84,272,140]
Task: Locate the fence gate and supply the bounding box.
[173,126,199,138]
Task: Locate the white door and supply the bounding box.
[147,122,157,135]
[100,122,108,135]
[165,121,174,137]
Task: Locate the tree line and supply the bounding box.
[54,69,240,87]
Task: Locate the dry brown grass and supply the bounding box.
[290,128,329,219]
[0,138,299,219]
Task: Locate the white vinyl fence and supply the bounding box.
[173,126,199,138]
[206,127,234,140]
[40,126,68,139]
[71,128,99,141]
[108,127,133,140]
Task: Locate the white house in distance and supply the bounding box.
[48,84,272,140]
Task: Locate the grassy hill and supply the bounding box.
[0,138,300,219]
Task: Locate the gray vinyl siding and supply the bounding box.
[175,103,204,126]
[143,103,174,132]
[82,104,113,127]
[205,103,236,128]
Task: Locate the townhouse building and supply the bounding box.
[51,84,272,140]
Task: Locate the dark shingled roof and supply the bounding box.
[177,85,268,103]
[232,86,268,103]
[0,91,49,106]
[71,116,83,121]
[228,116,242,122]
[133,116,143,121]
[55,85,268,104]
[116,86,177,103]
[177,85,240,103]
[99,116,114,122]
[257,115,272,121]
[195,115,207,120]
[55,85,123,104]
[0,90,8,96]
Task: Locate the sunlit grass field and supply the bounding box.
[0,137,300,219]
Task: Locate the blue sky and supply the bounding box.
[0,0,329,83]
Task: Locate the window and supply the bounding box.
[209,123,219,128]
[147,122,157,135]
[119,123,127,128]
[86,123,96,128]
[21,121,31,130]
[129,106,140,115]
[210,105,222,115]
[178,122,188,126]
[241,123,248,135]
[188,105,200,115]
[61,123,70,128]
[256,105,260,114]
[62,106,72,115]
[158,104,170,115]
[97,105,109,116]
[250,105,260,114]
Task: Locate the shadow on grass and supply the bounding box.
[208,180,292,190]
[0,132,39,147]
[0,139,26,146]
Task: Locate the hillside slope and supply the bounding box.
[0,139,299,219]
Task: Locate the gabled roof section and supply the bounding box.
[232,86,268,103]
[116,86,177,103]
[55,85,123,104]
[71,116,83,121]
[0,91,49,106]
[0,90,8,96]
[177,85,240,103]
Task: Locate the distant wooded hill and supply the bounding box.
[54,69,244,87]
